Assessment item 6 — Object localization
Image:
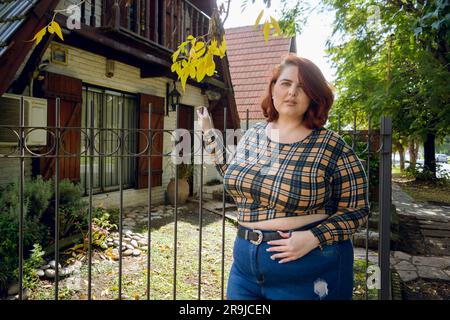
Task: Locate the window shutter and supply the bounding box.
[138,93,164,188]
[39,72,82,183]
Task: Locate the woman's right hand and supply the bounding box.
[196,106,214,133]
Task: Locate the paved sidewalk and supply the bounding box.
[391,182,450,283]
[392,182,450,219]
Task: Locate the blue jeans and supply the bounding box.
[226,224,354,300]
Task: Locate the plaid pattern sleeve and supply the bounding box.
[309,147,370,248]
[205,135,228,177]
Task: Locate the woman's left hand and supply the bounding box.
[266,230,320,264]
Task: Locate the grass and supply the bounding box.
[27,202,378,300]
[352,258,379,300]
[392,167,450,205]
[30,205,235,300]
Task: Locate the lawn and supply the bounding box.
[392,167,450,205]
[28,203,377,300]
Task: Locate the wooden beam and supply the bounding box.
[0,0,61,96]
[161,0,166,47]
[145,0,150,39]
[90,0,96,27]
[170,0,174,50]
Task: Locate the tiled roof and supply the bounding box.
[0,0,38,57]
[225,24,295,121]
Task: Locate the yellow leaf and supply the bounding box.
[189,64,196,79]
[196,60,206,82]
[263,21,270,42]
[270,16,282,36]
[31,27,47,46]
[172,49,180,63]
[206,60,215,76]
[218,37,227,58]
[255,9,264,28]
[187,35,194,40]
[50,21,64,41]
[180,74,188,92]
[47,25,55,34]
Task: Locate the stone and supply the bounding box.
[14,288,30,300]
[45,269,56,278]
[411,256,450,268]
[393,251,412,261]
[394,260,416,271]
[131,240,139,248]
[123,237,131,242]
[48,260,62,270]
[39,264,50,270]
[397,270,418,282]
[123,249,133,257]
[138,240,148,247]
[124,230,133,236]
[417,266,450,280]
[132,249,141,257]
[36,269,45,277]
[7,284,19,296]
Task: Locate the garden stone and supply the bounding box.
[123,237,131,242]
[138,241,148,247]
[126,244,134,250]
[132,236,141,241]
[48,260,62,270]
[417,266,450,280]
[132,249,141,257]
[397,270,418,282]
[39,264,51,270]
[412,256,450,268]
[7,284,19,296]
[131,240,138,248]
[123,249,133,257]
[13,288,30,300]
[114,240,120,246]
[45,269,56,278]
[124,230,133,236]
[36,269,45,277]
[393,251,411,261]
[394,260,416,271]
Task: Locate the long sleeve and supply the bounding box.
[309,147,370,248]
[204,134,229,177]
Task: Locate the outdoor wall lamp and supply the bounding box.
[166,81,181,116]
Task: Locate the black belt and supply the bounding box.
[237,219,326,246]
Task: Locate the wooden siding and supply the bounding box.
[40,43,220,204]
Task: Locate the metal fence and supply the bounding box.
[0,97,392,300]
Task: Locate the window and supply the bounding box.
[80,86,137,194]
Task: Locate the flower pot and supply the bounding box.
[166,178,190,205]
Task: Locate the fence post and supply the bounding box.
[379,116,392,300]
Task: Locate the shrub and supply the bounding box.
[13,243,45,291]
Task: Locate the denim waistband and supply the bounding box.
[238,218,327,233]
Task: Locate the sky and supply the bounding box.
[221,0,337,83]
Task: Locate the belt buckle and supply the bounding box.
[249,229,263,245]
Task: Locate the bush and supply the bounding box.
[13,243,45,292]
[0,204,49,295]
[0,176,86,295]
[41,179,88,239]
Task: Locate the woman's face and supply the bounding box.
[271,65,310,121]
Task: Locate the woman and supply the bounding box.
[196,54,369,300]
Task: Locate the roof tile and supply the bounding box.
[225,24,296,120]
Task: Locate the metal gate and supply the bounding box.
[1,98,392,300]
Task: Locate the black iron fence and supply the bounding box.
[0,97,392,300]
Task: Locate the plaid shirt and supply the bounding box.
[205,121,370,247]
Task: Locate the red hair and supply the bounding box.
[260,54,334,129]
